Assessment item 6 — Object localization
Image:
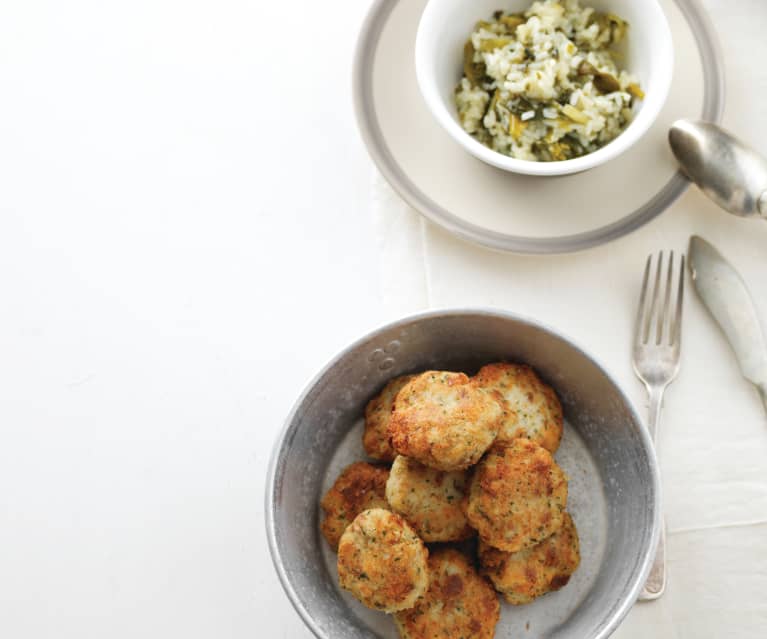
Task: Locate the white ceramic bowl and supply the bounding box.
[415,0,674,176]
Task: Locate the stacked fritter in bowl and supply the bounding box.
[320,364,581,638]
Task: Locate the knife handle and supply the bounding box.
[758,383,767,415]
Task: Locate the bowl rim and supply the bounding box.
[265,308,661,639]
[414,0,674,176]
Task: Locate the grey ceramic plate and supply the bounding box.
[353,0,725,254]
[266,310,660,639]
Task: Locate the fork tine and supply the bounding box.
[644,251,663,343]
[672,254,685,346]
[658,251,674,344]
[635,255,652,344]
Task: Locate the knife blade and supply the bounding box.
[688,236,767,412]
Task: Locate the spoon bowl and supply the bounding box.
[669,119,767,218]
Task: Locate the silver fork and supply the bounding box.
[632,250,685,601]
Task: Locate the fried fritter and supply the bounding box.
[473,363,563,453]
[479,512,580,604]
[394,548,500,639]
[337,508,429,613]
[385,455,473,543]
[363,375,416,462]
[389,371,502,471]
[465,439,568,552]
[320,462,390,550]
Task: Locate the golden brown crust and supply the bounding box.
[320,462,390,550]
[464,439,568,553]
[337,508,429,613]
[479,512,580,604]
[394,548,500,639]
[473,363,563,453]
[388,371,502,471]
[363,375,416,462]
[385,455,474,543]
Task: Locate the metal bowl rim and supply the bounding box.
[264,307,661,639]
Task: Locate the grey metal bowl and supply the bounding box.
[266,309,660,639]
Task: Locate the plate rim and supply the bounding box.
[352,0,726,255]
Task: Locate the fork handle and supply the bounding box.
[640,518,667,600]
[646,385,666,444]
[640,385,666,601]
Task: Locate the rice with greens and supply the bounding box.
[455,0,644,162]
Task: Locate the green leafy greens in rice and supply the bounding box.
[455,0,645,162]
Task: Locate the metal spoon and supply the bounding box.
[669,119,767,219]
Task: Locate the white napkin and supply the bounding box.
[369,168,767,639]
[369,2,767,633]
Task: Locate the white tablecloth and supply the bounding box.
[0,1,765,637]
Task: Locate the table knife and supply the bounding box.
[688,235,767,411]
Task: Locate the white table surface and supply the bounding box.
[1,1,766,637]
